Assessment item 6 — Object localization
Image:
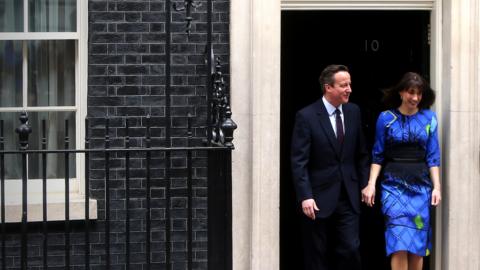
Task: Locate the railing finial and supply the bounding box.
[15,111,32,150]
[221,105,237,148]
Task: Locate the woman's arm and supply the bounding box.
[362,112,389,207]
[426,112,441,206]
[429,166,441,206]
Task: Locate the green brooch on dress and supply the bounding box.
[414,214,424,229]
[426,124,431,135]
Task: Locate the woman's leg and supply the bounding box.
[391,251,408,270]
[407,253,423,270]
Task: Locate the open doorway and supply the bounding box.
[280,11,431,270]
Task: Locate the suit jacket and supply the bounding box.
[291,99,369,218]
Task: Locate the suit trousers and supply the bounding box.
[301,182,361,270]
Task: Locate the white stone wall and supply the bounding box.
[230,0,281,269]
[443,0,480,269]
[230,0,480,269]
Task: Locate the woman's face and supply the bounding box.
[400,87,422,110]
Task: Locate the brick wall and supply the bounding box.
[87,0,230,269]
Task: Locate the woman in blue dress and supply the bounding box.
[361,72,442,270]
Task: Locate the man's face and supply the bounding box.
[325,71,352,107]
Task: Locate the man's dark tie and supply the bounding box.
[335,108,344,144]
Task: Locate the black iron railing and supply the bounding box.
[0,0,235,268]
[0,112,234,269]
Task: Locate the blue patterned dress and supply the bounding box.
[372,109,440,257]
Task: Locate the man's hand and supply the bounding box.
[302,199,319,220]
[361,184,376,207]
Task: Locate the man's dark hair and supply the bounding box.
[319,65,350,93]
[382,72,436,109]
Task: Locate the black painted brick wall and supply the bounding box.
[87,0,230,269]
[1,0,229,269]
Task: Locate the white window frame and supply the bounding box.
[0,0,95,222]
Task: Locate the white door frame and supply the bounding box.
[230,1,443,269]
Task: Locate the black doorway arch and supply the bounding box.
[280,10,430,270]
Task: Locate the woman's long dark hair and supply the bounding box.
[382,72,436,109]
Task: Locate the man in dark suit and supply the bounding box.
[291,64,369,270]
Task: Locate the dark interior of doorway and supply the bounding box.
[281,11,431,270]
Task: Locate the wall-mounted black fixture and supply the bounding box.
[173,0,202,34]
[210,57,237,148]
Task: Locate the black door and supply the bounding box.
[281,11,430,270]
